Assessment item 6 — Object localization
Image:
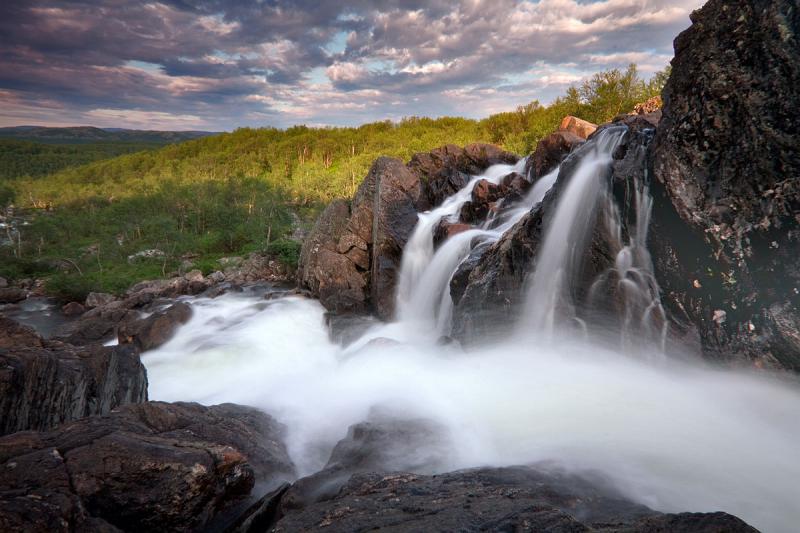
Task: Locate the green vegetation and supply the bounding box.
[0,139,164,180]
[0,64,667,301]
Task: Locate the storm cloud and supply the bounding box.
[0,0,703,130]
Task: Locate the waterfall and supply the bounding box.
[394,157,540,336]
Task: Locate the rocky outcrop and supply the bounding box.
[0,318,147,435]
[0,402,295,533]
[650,0,800,370]
[298,143,517,320]
[0,287,26,304]
[266,467,756,532]
[560,115,598,138]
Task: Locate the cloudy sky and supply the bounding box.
[0,0,704,131]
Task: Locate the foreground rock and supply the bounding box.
[0,402,295,533]
[265,467,756,532]
[0,317,147,436]
[651,0,800,370]
[298,143,517,319]
[117,302,192,351]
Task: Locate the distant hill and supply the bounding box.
[0,126,219,144]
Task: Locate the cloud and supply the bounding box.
[0,0,704,130]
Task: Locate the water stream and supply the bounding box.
[143,128,800,532]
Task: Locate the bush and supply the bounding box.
[266,238,301,268]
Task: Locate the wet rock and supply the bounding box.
[85,292,115,309]
[432,220,471,248]
[270,466,757,533]
[526,129,585,180]
[117,302,192,352]
[560,115,598,139]
[53,304,140,345]
[0,287,26,304]
[650,0,800,371]
[0,402,295,533]
[0,330,147,435]
[61,301,85,316]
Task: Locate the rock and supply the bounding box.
[183,269,204,282]
[270,466,757,533]
[126,249,165,264]
[54,305,140,345]
[208,270,226,283]
[525,129,585,180]
[298,199,369,314]
[61,301,85,316]
[0,336,147,435]
[633,95,663,115]
[0,402,295,533]
[560,115,598,139]
[0,316,43,350]
[0,287,26,304]
[650,0,800,371]
[85,291,115,309]
[117,302,192,352]
[299,143,514,320]
[0,276,7,288]
[432,220,471,248]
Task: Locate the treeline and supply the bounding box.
[1,64,666,299]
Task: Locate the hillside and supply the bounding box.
[0,126,217,144]
[1,65,665,300]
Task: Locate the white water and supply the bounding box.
[143,292,800,533]
[142,129,800,532]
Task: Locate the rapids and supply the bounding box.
[143,127,800,532]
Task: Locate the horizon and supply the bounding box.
[1,0,703,131]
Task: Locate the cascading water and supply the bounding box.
[522,126,626,336]
[141,126,800,533]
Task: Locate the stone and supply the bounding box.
[0,276,7,288]
[0,335,147,435]
[525,130,585,180]
[85,291,116,309]
[560,115,598,139]
[433,220,471,248]
[117,302,192,352]
[0,402,295,533]
[61,301,85,316]
[269,466,757,533]
[650,0,800,371]
[0,287,26,304]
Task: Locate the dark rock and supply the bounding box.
[117,302,192,352]
[0,338,147,435]
[0,402,295,533]
[61,301,85,316]
[651,0,800,371]
[432,220,471,248]
[526,129,586,180]
[298,199,369,314]
[54,304,140,345]
[0,287,26,304]
[270,466,757,533]
[325,312,379,347]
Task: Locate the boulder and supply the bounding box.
[525,129,585,180]
[117,302,192,352]
[560,115,598,139]
[0,287,26,304]
[0,276,7,288]
[54,304,140,345]
[85,292,115,309]
[433,220,471,248]
[268,466,757,533]
[0,316,43,350]
[61,301,85,316]
[298,199,369,314]
[0,329,147,435]
[0,402,296,533]
[650,0,800,371]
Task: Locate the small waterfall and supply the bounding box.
[395,157,536,335]
[522,127,626,335]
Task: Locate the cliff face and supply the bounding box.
[651,0,800,369]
